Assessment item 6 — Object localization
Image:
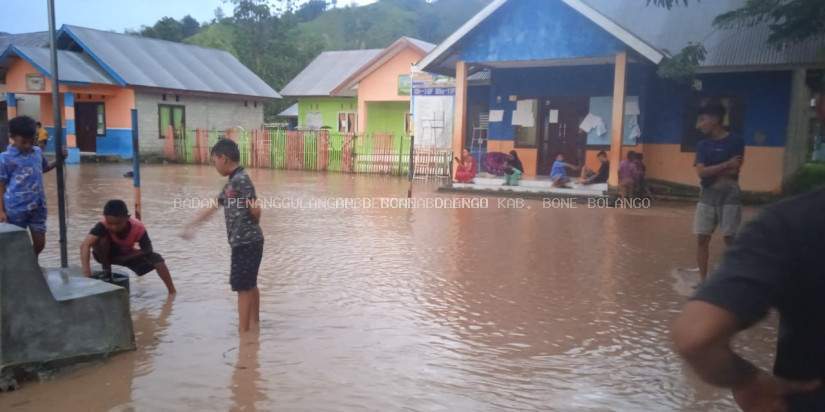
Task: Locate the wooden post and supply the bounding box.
[131,109,141,220]
[607,51,627,190]
[452,61,468,179]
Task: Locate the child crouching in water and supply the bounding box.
[181,139,263,333]
[80,199,176,294]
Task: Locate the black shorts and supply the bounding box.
[93,250,164,276]
[230,241,264,292]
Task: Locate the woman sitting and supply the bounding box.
[454,148,477,183]
[504,150,524,186]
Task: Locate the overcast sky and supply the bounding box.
[0,0,378,34]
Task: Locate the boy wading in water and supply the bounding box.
[182,139,264,333]
[80,199,177,294]
[693,104,745,282]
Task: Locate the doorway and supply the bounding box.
[536,97,588,175]
[75,102,101,152]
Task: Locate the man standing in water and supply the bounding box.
[692,103,745,281]
[672,87,825,411]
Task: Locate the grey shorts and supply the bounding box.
[693,202,742,236]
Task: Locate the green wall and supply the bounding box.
[366,101,409,137]
[298,97,357,130]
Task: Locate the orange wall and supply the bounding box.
[642,143,784,193]
[74,87,135,128]
[358,47,423,102]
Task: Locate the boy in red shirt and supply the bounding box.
[80,199,176,294]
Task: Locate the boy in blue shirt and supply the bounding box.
[0,116,62,260]
[550,153,580,188]
[692,104,745,281]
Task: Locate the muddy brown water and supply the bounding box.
[1,164,777,411]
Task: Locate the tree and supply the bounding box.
[648,0,825,46]
[180,15,201,39]
[141,17,184,42]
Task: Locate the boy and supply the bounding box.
[549,153,579,188]
[80,199,176,294]
[693,104,745,281]
[0,116,62,260]
[181,138,263,333]
[579,150,609,185]
[36,122,48,150]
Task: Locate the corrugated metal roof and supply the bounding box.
[61,25,280,99]
[581,0,825,69]
[279,49,383,97]
[1,45,115,85]
[277,103,298,117]
[0,32,49,50]
[422,0,825,73]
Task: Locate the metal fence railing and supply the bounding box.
[164,128,452,177]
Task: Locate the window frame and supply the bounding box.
[337,111,356,133]
[95,103,106,136]
[513,99,539,149]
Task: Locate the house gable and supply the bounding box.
[458,0,628,63]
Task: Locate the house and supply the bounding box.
[0,31,49,151]
[1,25,280,163]
[280,36,435,137]
[274,103,299,130]
[419,0,825,193]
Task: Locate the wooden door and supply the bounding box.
[74,102,99,152]
[537,97,588,175]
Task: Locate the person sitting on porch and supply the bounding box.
[550,153,580,188]
[454,148,477,183]
[504,150,523,186]
[633,152,652,198]
[618,151,640,198]
[80,199,177,295]
[579,150,609,185]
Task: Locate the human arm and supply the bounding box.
[42,148,67,173]
[80,234,99,277]
[180,201,219,239]
[672,211,819,410]
[138,232,154,255]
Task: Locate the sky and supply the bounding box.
[0,0,378,34]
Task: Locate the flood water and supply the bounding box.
[1,164,777,411]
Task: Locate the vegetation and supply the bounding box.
[784,162,825,195]
[131,0,491,119]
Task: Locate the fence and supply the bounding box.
[164,128,452,177]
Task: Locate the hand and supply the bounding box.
[732,370,820,412]
[726,156,743,170]
[179,225,196,240]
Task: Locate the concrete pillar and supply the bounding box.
[63,92,80,164]
[452,61,468,176]
[6,93,17,119]
[782,68,812,184]
[607,51,627,189]
[357,98,368,134]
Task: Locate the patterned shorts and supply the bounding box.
[230,240,264,292]
[6,206,47,233]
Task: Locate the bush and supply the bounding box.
[784,162,825,195]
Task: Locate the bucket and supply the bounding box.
[91,271,130,291]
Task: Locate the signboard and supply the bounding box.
[26,73,45,91]
[398,75,411,96]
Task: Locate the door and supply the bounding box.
[537,97,588,175]
[75,102,99,152]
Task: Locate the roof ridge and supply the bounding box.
[63,24,235,56]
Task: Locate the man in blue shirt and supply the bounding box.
[550,153,580,188]
[692,104,745,282]
[0,116,61,260]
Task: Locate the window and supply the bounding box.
[681,96,744,152]
[338,112,356,133]
[95,103,106,136]
[514,99,538,147]
[158,104,185,139]
[306,112,323,130]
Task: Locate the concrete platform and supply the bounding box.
[443,174,608,198]
[0,223,135,385]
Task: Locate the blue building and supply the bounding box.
[419,0,825,193]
